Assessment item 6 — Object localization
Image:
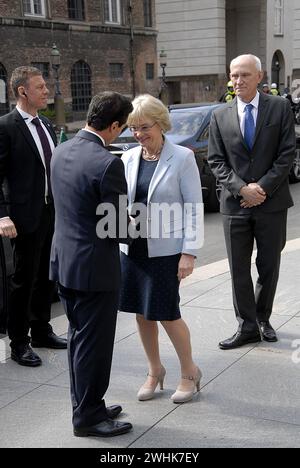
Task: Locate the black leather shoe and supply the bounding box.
[259,321,278,342]
[11,344,42,367]
[106,405,122,419]
[31,332,67,349]
[219,331,262,350]
[73,419,133,438]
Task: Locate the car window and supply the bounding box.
[167,111,206,136]
[197,125,210,142]
[115,127,136,143]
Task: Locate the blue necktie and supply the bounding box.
[244,104,255,151]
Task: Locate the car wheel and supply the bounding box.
[289,148,300,183]
[206,177,221,212]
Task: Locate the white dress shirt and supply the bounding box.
[237,91,260,137]
[16,105,55,198]
[83,128,106,146]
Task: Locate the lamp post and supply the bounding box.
[159,49,168,104]
[274,60,280,89]
[50,44,66,130]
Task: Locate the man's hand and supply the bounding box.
[240,183,266,208]
[0,218,17,238]
[178,254,195,281]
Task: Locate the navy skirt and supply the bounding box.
[119,238,181,321]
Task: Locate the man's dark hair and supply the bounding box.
[87,92,133,130]
[10,66,42,99]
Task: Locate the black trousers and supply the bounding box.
[58,284,119,429]
[8,204,55,347]
[223,209,287,334]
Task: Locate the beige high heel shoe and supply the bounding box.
[171,367,202,404]
[137,366,166,401]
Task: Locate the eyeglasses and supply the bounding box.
[129,123,156,133]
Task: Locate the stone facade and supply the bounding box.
[156,0,227,103]
[156,0,300,103]
[0,0,158,118]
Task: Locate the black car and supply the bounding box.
[113,102,300,210]
[112,103,226,212]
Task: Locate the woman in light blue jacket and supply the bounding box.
[119,95,204,404]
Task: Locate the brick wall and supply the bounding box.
[0,0,21,17]
[0,0,158,118]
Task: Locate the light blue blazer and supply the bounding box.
[120,137,204,258]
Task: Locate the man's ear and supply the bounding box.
[258,71,264,84]
[18,86,27,98]
[111,121,120,131]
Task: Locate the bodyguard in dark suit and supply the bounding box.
[50,92,133,438]
[0,66,67,367]
[208,54,296,350]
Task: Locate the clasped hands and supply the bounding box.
[240,183,266,208]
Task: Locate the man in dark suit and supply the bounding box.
[208,54,296,350]
[50,92,133,438]
[0,66,67,367]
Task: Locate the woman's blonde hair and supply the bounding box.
[127,94,171,133]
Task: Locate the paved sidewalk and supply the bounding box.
[0,239,300,448]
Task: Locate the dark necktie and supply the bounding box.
[244,104,255,151]
[31,117,52,198]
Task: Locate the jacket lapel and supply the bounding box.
[229,99,249,152]
[13,109,43,162]
[40,116,57,146]
[253,92,269,147]
[126,147,142,206]
[147,137,173,202]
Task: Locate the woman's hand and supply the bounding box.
[177,254,195,281]
[0,217,17,238]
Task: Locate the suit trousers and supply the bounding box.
[223,209,287,334]
[8,204,55,347]
[58,284,119,429]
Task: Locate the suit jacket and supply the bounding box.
[120,137,204,258]
[0,108,57,233]
[49,129,131,292]
[208,92,296,214]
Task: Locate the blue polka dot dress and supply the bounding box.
[119,157,181,321]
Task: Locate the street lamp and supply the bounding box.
[50,44,66,130]
[159,49,168,104]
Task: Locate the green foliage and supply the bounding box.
[39,108,56,121]
[59,128,68,143]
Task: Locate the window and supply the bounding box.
[109,63,123,79]
[144,0,152,27]
[68,0,85,21]
[23,0,45,16]
[31,62,50,79]
[274,0,284,35]
[104,0,121,24]
[71,61,91,112]
[146,63,154,80]
[0,64,9,116]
